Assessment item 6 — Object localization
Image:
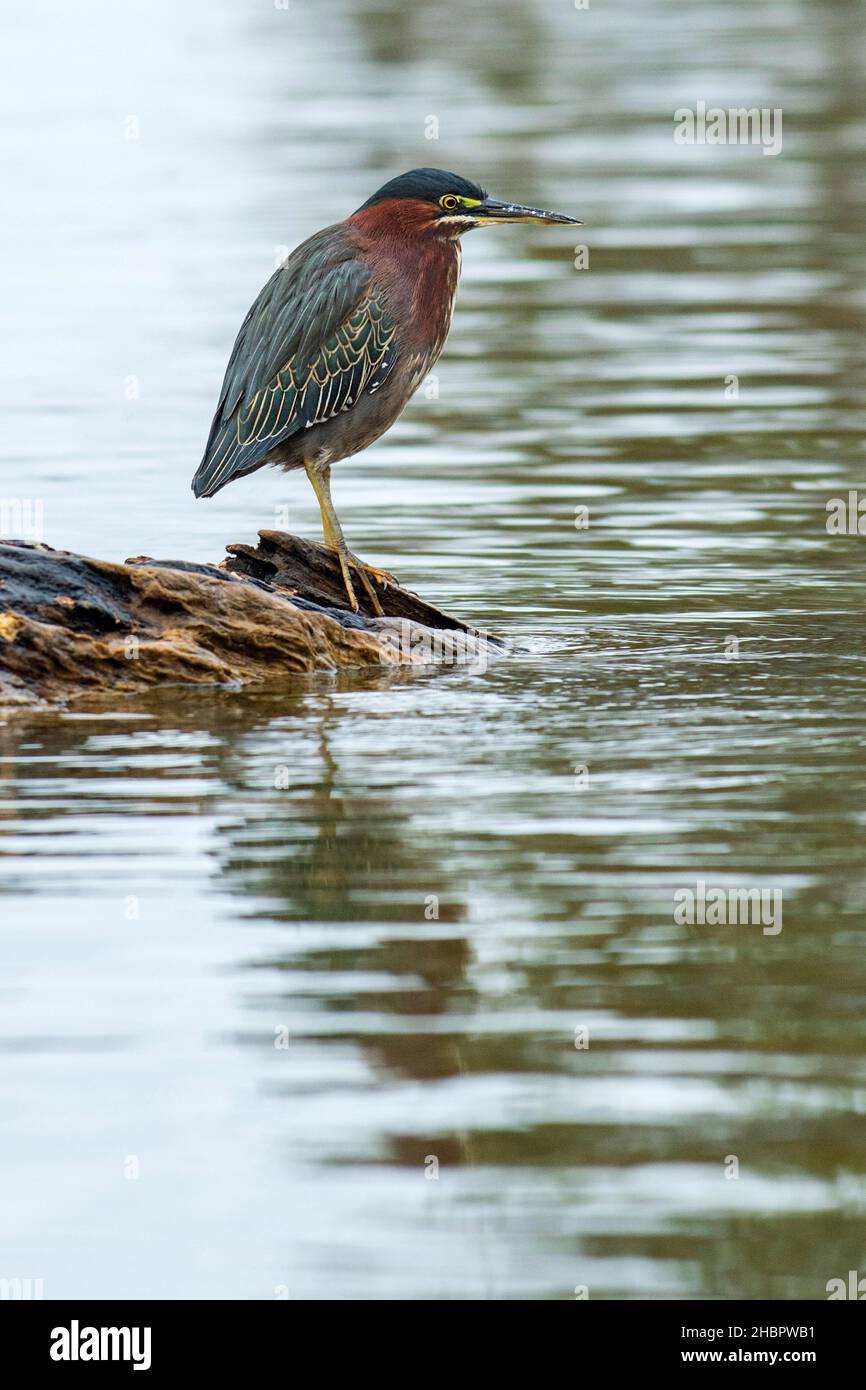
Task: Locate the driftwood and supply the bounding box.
[0,533,497,709]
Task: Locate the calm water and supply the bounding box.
[2,0,865,1299]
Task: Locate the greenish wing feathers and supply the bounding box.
[193,242,396,497]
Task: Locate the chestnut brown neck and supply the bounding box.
[347,199,462,350]
[348,197,450,243]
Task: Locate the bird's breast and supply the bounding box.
[369,235,462,361]
[411,240,461,356]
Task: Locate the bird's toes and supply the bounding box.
[368,566,397,587]
[346,553,396,587]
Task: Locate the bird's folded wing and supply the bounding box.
[193,233,396,497]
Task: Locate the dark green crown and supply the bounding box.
[358,168,486,211]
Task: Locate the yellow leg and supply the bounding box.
[304,462,388,616]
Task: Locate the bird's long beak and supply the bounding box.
[473,196,581,226]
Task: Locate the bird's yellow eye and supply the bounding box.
[440,194,460,211]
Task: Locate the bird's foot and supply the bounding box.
[347,553,397,588]
[331,546,389,617]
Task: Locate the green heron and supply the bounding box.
[193,168,579,613]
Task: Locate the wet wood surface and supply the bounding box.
[0,533,496,709]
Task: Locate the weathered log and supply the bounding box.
[0,534,496,709]
[222,530,477,633]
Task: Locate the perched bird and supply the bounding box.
[193,168,579,613]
